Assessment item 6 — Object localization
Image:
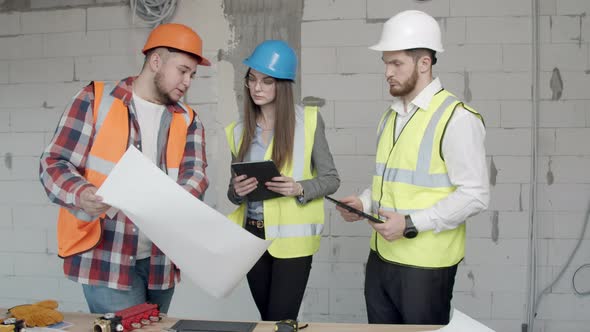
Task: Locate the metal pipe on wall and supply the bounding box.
[524,0,540,330]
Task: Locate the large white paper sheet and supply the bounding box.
[422,308,496,332]
[96,146,271,298]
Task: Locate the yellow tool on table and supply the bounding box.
[8,300,64,327]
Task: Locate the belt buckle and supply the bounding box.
[256,220,264,229]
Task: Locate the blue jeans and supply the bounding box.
[82,258,175,314]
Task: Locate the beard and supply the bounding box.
[153,71,175,104]
[389,65,419,97]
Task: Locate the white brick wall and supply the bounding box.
[492,292,527,320]
[367,0,450,18]
[450,0,530,16]
[0,156,39,181]
[303,0,366,20]
[0,207,12,228]
[486,128,532,155]
[490,156,531,183]
[539,100,587,128]
[469,72,532,100]
[21,9,86,34]
[0,13,20,36]
[301,48,337,74]
[502,44,533,72]
[44,31,110,57]
[0,0,589,330]
[9,58,74,83]
[453,291,492,319]
[301,20,381,47]
[74,55,142,81]
[550,15,581,43]
[0,132,46,156]
[557,0,590,15]
[186,76,217,104]
[0,112,7,133]
[87,6,150,30]
[0,35,45,60]
[540,43,588,71]
[336,47,383,74]
[466,17,532,44]
[302,74,383,101]
[501,101,533,128]
[437,44,502,72]
[470,100,501,127]
[539,156,590,183]
[555,128,590,154]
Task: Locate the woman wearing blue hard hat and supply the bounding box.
[225,40,340,321]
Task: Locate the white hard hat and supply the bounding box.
[369,10,444,53]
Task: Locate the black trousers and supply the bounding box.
[364,250,458,325]
[245,223,313,321]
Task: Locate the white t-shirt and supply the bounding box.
[132,92,165,259]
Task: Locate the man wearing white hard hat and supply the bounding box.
[335,10,489,325]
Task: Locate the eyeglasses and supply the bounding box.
[245,76,276,90]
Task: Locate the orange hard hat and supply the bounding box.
[142,23,211,66]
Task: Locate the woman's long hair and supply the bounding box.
[237,70,295,170]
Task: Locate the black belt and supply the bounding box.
[246,218,264,229]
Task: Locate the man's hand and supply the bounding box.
[371,209,405,241]
[78,187,110,216]
[232,174,258,197]
[335,196,364,222]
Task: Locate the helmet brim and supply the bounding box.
[198,56,211,66]
[369,42,444,53]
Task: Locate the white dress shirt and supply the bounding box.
[359,78,490,233]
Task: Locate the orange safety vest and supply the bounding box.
[57,81,194,258]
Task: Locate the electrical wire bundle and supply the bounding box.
[533,200,590,317]
[130,0,177,26]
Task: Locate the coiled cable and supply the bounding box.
[130,0,177,26]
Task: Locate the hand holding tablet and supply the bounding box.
[231,160,284,202]
[325,195,384,223]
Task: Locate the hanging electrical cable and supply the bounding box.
[533,201,590,314]
[573,262,590,296]
[130,0,178,26]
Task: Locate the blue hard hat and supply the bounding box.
[243,40,297,81]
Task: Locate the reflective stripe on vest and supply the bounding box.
[370,90,483,268]
[265,223,324,238]
[86,154,116,177]
[95,83,116,133]
[57,81,193,258]
[225,105,324,258]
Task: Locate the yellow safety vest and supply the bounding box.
[57,81,194,258]
[225,106,324,259]
[371,90,483,268]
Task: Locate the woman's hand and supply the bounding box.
[265,176,303,197]
[232,174,258,197]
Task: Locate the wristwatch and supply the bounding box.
[296,183,305,204]
[403,215,418,239]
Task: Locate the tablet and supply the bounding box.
[325,195,384,223]
[231,160,284,202]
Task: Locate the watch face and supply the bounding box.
[404,227,418,239]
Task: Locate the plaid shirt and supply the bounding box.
[39,77,208,290]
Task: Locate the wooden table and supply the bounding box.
[60,311,440,332]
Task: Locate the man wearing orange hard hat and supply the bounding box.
[40,23,211,313]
